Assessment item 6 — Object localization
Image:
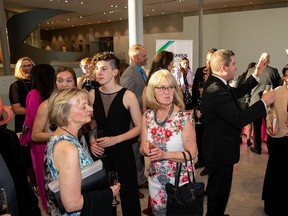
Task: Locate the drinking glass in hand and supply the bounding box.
[265,85,273,113]
[146,142,156,175]
[0,188,7,214]
[109,171,119,207]
[89,128,106,158]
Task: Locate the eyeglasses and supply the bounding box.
[20,64,33,69]
[154,86,175,93]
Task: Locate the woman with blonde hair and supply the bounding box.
[141,69,197,215]
[8,56,36,194]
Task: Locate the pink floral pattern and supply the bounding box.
[145,109,194,215]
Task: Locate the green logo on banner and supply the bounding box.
[157,40,175,53]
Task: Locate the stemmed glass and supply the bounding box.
[146,142,157,175]
[265,85,273,113]
[109,171,119,207]
[89,128,106,158]
[0,188,8,214]
[195,106,202,124]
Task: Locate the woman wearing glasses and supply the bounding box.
[8,57,37,194]
[140,69,198,215]
[9,57,35,133]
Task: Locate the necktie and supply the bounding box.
[139,69,147,82]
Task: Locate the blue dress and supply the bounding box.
[45,135,93,216]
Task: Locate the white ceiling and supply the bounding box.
[3,0,288,30]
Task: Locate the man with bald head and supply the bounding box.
[246,52,281,155]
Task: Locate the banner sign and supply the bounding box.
[156,39,193,69]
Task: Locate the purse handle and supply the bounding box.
[184,151,197,183]
[174,151,196,188]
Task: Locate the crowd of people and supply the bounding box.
[0,45,287,216]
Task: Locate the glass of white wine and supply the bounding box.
[109,171,119,207]
[0,188,7,214]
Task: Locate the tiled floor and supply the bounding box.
[40,136,269,216]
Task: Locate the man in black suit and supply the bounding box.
[202,49,275,216]
[246,53,281,154]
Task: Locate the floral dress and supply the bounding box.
[145,108,194,216]
[44,135,94,216]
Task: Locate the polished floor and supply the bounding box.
[40,136,269,216]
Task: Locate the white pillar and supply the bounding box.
[198,0,203,66]
[128,0,144,46]
[0,0,11,75]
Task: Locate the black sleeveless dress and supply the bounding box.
[93,87,141,216]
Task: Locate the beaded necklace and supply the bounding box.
[154,104,174,127]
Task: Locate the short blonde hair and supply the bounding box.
[128,44,144,59]
[145,69,184,109]
[14,57,35,80]
[48,88,89,127]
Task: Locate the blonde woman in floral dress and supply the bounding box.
[140,69,198,215]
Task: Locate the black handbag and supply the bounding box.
[47,159,109,214]
[166,151,205,216]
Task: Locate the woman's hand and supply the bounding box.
[141,140,151,156]
[96,136,117,148]
[110,182,121,197]
[90,137,105,156]
[149,145,165,161]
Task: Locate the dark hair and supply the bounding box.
[30,64,55,100]
[282,64,288,76]
[244,62,257,75]
[92,52,120,70]
[179,57,190,75]
[55,66,77,86]
[147,51,174,84]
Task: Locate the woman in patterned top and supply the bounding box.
[140,69,198,216]
[45,88,120,215]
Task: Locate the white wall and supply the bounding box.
[185,7,288,74]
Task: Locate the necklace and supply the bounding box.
[154,104,174,127]
[60,127,78,140]
[21,80,30,93]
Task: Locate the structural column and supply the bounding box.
[0,0,11,75]
[198,0,203,66]
[128,0,144,47]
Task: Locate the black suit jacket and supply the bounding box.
[202,75,266,164]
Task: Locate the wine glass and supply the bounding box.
[195,106,202,124]
[146,142,156,175]
[89,128,106,158]
[109,171,119,207]
[0,188,7,214]
[265,85,273,113]
[198,82,204,98]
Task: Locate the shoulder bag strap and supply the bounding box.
[174,162,182,188]
[182,152,192,184]
[185,150,197,183]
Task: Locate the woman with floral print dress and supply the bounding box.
[140,69,198,215]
